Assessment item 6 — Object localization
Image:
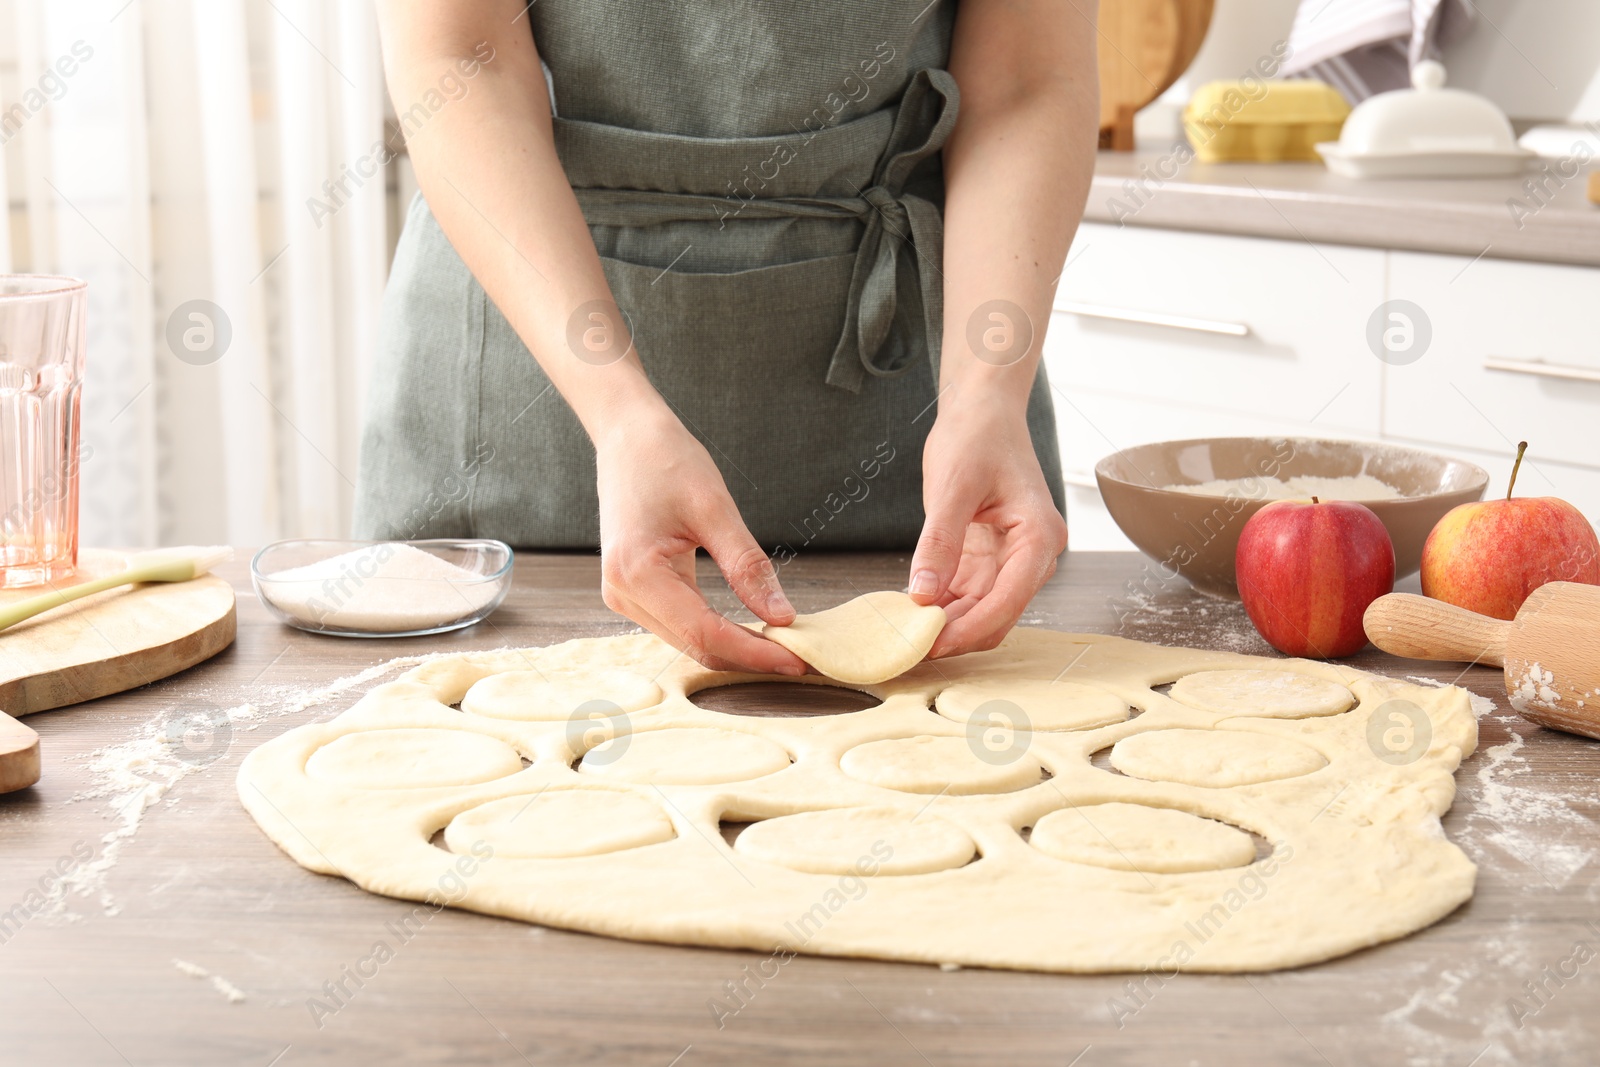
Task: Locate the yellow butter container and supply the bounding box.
[1183,80,1351,163]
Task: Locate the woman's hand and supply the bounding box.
[595,410,809,675]
[909,399,1068,659]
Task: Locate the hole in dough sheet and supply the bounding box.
[690,682,879,718]
[580,727,792,786]
[731,806,977,876]
[1029,803,1258,874]
[840,735,1046,796]
[1110,729,1327,788]
[443,790,677,859]
[1089,746,1123,775]
[306,729,526,790]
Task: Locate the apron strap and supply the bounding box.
[824,68,959,393]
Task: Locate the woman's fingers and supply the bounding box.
[702,514,796,626]
[930,529,1061,659]
[619,553,808,675]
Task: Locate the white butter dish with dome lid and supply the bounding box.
[1315,61,1533,179]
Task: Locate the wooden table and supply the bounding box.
[2,552,1596,1066]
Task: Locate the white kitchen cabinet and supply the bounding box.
[1061,478,1132,552]
[1046,223,1387,437]
[1381,436,1600,527]
[1046,225,1600,551]
[1384,252,1600,472]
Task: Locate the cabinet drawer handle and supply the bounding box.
[1483,357,1600,385]
[1055,301,1251,338]
[1062,470,1100,490]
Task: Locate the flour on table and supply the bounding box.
[172,958,246,1003]
[1165,474,1403,501]
[48,651,478,923]
[261,543,500,632]
[1457,693,1595,891]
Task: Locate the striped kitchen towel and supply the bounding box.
[1281,0,1476,102]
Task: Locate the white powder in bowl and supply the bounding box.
[262,543,503,632]
[1165,474,1404,502]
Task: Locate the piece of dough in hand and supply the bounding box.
[762,591,946,684]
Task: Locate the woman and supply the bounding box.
[357,1,1097,674]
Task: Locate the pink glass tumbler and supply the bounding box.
[0,275,87,589]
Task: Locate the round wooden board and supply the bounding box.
[1098,0,1214,132]
[0,548,237,718]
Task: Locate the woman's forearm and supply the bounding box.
[375,1,674,449]
[939,0,1099,419]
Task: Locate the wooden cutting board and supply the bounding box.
[0,548,237,791]
[1098,0,1215,148]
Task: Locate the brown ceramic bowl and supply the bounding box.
[1095,437,1490,599]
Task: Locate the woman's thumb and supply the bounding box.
[909,498,970,604]
[705,523,795,626]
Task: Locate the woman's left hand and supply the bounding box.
[908,400,1068,659]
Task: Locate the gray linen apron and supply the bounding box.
[352,1,1065,552]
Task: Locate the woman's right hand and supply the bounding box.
[595,410,809,675]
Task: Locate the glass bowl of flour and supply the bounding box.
[251,539,513,636]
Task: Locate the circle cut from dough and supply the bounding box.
[1030,802,1257,873]
[762,591,946,684]
[306,729,524,790]
[841,735,1044,795]
[935,681,1129,732]
[1168,670,1354,719]
[1110,728,1326,788]
[443,789,675,859]
[461,670,663,721]
[579,727,791,785]
[733,806,976,876]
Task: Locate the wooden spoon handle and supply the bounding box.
[1363,593,1510,668]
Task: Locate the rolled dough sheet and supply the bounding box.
[238,628,1479,974]
[762,591,946,684]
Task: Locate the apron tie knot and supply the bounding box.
[823,68,960,393]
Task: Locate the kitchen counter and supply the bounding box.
[1086,146,1600,268]
[2,551,1597,1065]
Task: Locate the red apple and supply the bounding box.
[1421,442,1600,620]
[1236,498,1396,659]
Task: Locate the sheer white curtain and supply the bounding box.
[0,0,390,548]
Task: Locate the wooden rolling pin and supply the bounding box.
[1364,582,1600,740]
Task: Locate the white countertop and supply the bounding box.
[1084,147,1600,268]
